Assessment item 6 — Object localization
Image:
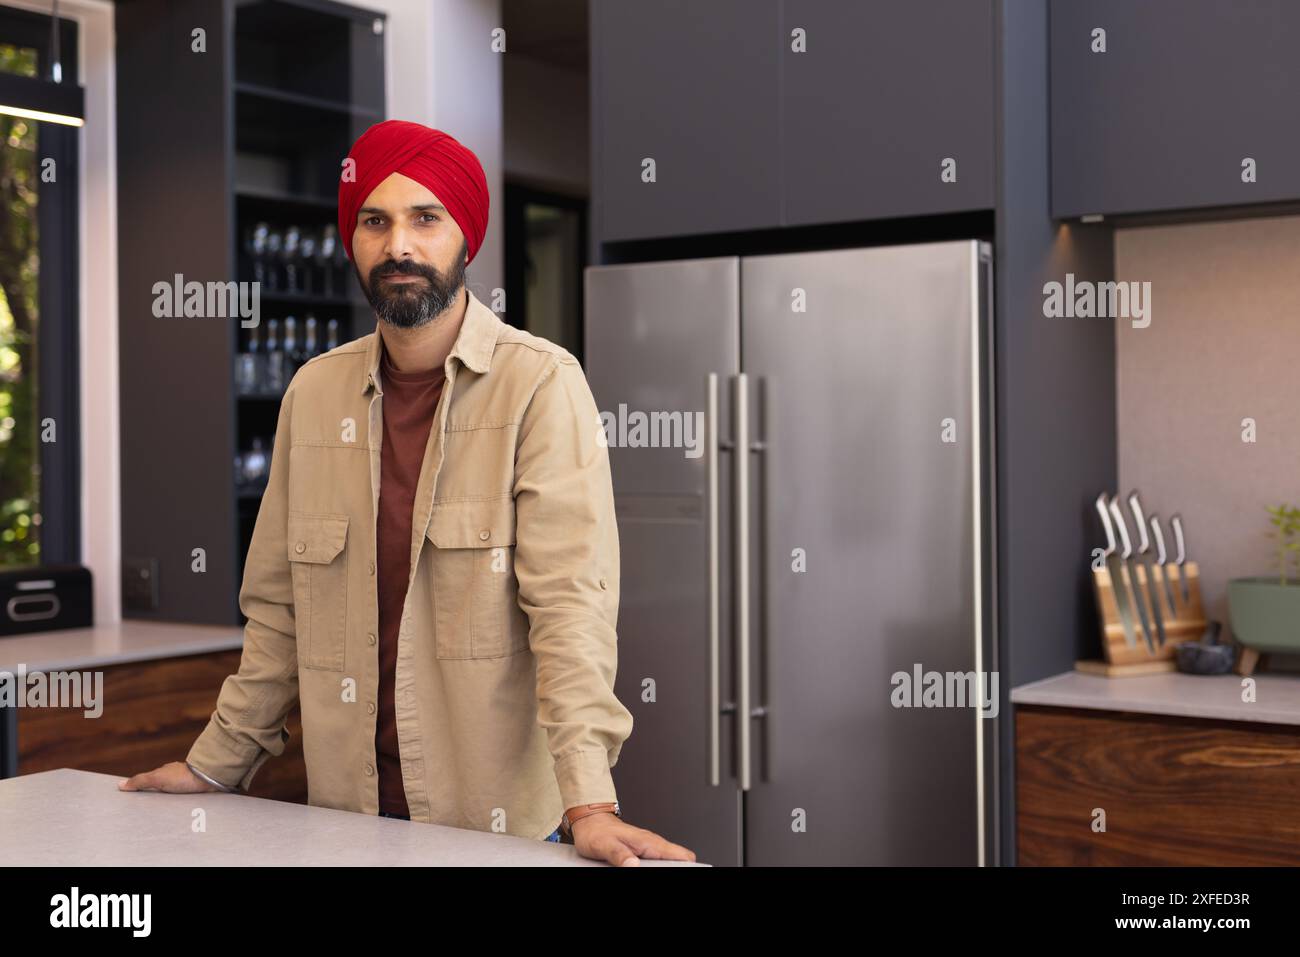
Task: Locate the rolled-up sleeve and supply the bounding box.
[185,382,301,791]
[512,353,634,810]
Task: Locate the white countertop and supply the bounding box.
[0,620,244,673]
[1011,670,1300,726]
[0,769,704,866]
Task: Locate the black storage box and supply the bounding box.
[0,564,93,637]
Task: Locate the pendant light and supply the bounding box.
[0,0,85,127]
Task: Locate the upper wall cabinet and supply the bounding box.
[780,0,995,226]
[1051,0,1300,219]
[592,0,783,242]
[592,0,995,244]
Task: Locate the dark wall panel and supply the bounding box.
[995,0,1116,865]
[117,0,236,623]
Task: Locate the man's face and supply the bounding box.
[350,171,467,329]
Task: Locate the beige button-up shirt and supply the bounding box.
[187,288,633,840]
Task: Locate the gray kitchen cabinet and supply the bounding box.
[780,0,995,225]
[591,0,995,243]
[591,0,782,242]
[1051,0,1300,218]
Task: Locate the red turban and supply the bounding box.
[337,120,489,266]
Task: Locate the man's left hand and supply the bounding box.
[570,813,697,867]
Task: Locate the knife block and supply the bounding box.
[1085,562,1206,673]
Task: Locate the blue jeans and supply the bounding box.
[381,810,562,842]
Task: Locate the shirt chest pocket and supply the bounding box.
[287,513,349,671]
[426,497,529,659]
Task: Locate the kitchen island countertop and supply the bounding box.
[0,769,704,866]
[1011,669,1300,726]
[0,620,244,674]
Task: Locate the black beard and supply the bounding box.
[356,243,467,329]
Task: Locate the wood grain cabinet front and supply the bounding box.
[14,649,307,805]
[1017,704,1300,865]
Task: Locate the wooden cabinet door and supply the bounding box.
[1017,705,1300,865]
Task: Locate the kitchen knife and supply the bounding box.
[1109,496,1156,654]
[1127,491,1167,649]
[1170,513,1191,606]
[1148,514,1180,622]
[1095,493,1140,649]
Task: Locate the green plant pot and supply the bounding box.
[1227,577,1300,654]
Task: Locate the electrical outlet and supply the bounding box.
[123,557,159,612]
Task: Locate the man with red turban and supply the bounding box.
[337,120,489,331]
[126,120,695,869]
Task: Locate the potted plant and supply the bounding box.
[1227,504,1300,662]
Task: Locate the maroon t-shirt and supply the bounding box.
[375,339,446,816]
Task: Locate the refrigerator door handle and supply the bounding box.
[706,372,721,787]
[734,372,753,791]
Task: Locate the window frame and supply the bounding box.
[0,5,82,566]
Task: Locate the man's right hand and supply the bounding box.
[118,761,222,794]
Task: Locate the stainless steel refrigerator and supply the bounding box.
[584,240,998,866]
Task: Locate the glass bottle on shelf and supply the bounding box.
[246,222,269,288]
[325,317,340,351]
[299,230,317,296]
[265,226,284,293]
[330,226,349,298]
[264,317,283,394]
[240,437,269,490]
[303,314,319,363]
[236,322,261,395]
[283,225,301,294]
[283,316,298,377]
[317,225,338,298]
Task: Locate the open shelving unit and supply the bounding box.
[230,0,385,585]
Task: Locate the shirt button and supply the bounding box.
[367,632,376,645]
[369,560,376,574]
[599,578,608,590]
[367,702,376,715]
[364,763,375,776]
[295,542,306,554]
[478,529,490,541]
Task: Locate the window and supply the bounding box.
[0,6,80,568]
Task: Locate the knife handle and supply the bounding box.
[1150,515,1168,565]
[1109,498,1134,558]
[1171,513,1186,565]
[1095,493,1118,554]
[1127,491,1151,553]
